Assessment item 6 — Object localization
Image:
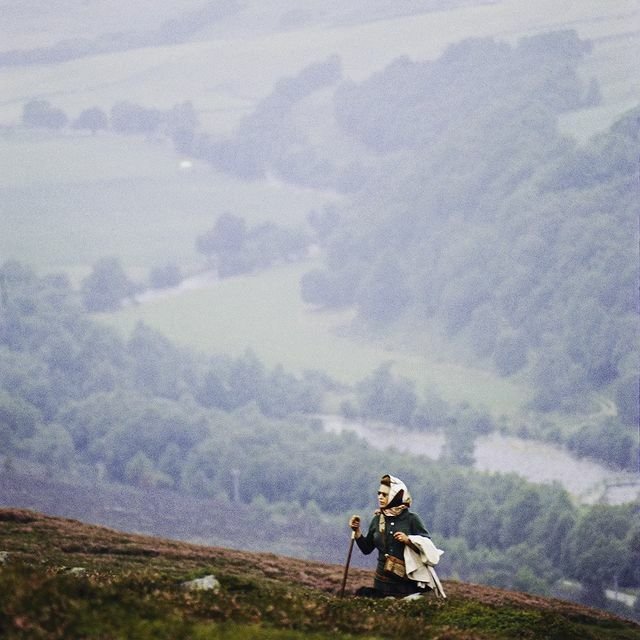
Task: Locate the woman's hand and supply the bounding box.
[393,532,410,545]
[349,515,361,537]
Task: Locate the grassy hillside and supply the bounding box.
[1,508,638,640]
[99,261,529,414]
[0,129,336,280]
[0,1,635,132]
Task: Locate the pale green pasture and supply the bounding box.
[0,130,179,187]
[0,131,338,278]
[0,0,635,136]
[102,262,528,416]
[559,99,638,144]
[560,29,639,142]
[0,0,204,49]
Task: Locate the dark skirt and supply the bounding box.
[355,567,430,598]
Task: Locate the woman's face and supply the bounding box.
[377,484,390,508]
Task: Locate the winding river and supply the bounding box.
[321,415,640,505]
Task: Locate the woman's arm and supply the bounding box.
[354,516,377,555]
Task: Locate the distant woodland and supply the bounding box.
[302,34,636,416]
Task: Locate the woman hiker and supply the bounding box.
[348,474,445,598]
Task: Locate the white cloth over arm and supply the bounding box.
[403,535,447,598]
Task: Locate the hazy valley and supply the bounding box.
[0,1,638,631]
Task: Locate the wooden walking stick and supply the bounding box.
[339,530,356,598]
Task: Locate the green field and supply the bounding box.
[99,261,529,416]
[0,0,635,136]
[0,129,338,280]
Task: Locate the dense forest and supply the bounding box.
[0,263,638,616]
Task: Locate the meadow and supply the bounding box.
[0,129,337,280]
[99,261,529,415]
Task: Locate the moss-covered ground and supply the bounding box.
[1,509,638,639]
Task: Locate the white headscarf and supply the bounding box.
[376,474,412,532]
[384,475,412,509]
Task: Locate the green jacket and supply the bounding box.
[356,509,430,596]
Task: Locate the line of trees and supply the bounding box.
[21,97,199,145]
[79,256,181,313]
[195,212,310,277]
[17,55,363,193]
[76,208,313,313]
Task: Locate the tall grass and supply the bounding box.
[2,510,638,640]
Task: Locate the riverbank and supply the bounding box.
[321,415,640,505]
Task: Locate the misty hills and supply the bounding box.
[1,508,638,640]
